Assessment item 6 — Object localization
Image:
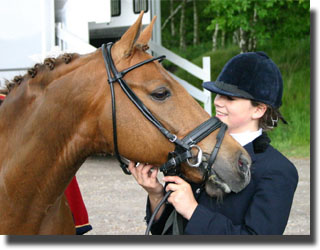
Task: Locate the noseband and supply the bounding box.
[102,42,227,180]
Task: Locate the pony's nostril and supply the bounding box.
[238,153,250,174]
[238,159,248,173]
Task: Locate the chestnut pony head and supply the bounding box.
[97,12,251,197]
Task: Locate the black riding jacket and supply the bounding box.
[145,133,299,235]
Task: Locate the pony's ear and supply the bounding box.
[114,11,144,58]
[136,16,156,51]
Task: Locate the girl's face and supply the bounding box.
[214,94,264,134]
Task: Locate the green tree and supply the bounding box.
[204,0,310,53]
[161,0,212,49]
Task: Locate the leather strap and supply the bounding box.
[207,123,228,172]
[182,117,223,145]
[161,209,184,235]
[160,151,192,175]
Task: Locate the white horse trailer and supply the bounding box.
[0,0,212,114]
[0,0,55,82]
[55,0,153,52]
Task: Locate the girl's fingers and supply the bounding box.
[135,162,145,171]
[141,164,153,176]
[128,161,137,176]
[165,183,179,192]
[163,175,184,184]
[150,167,158,178]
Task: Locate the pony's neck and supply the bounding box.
[0,50,107,218]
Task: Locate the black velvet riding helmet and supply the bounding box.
[203,51,283,109]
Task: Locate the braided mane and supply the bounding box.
[0,53,76,96]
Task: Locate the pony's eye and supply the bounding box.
[150,87,171,101]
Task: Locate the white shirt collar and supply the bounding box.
[230,128,263,146]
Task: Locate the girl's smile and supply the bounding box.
[214,94,266,134]
[215,110,228,118]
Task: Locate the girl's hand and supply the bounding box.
[128,161,164,200]
[163,176,198,220]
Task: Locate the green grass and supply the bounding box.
[261,38,310,158]
[165,38,310,158]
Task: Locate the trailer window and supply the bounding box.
[133,0,148,14]
[111,0,121,17]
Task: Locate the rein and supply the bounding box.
[101,43,227,234]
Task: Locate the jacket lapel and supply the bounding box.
[244,142,257,164]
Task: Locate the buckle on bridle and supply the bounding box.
[186,144,203,168]
[169,135,177,143]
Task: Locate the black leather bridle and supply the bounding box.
[101,42,227,180]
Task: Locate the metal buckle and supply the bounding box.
[170,157,177,167]
[169,135,177,143]
[186,145,203,168]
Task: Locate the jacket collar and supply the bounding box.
[244,142,256,163]
[244,132,271,163]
